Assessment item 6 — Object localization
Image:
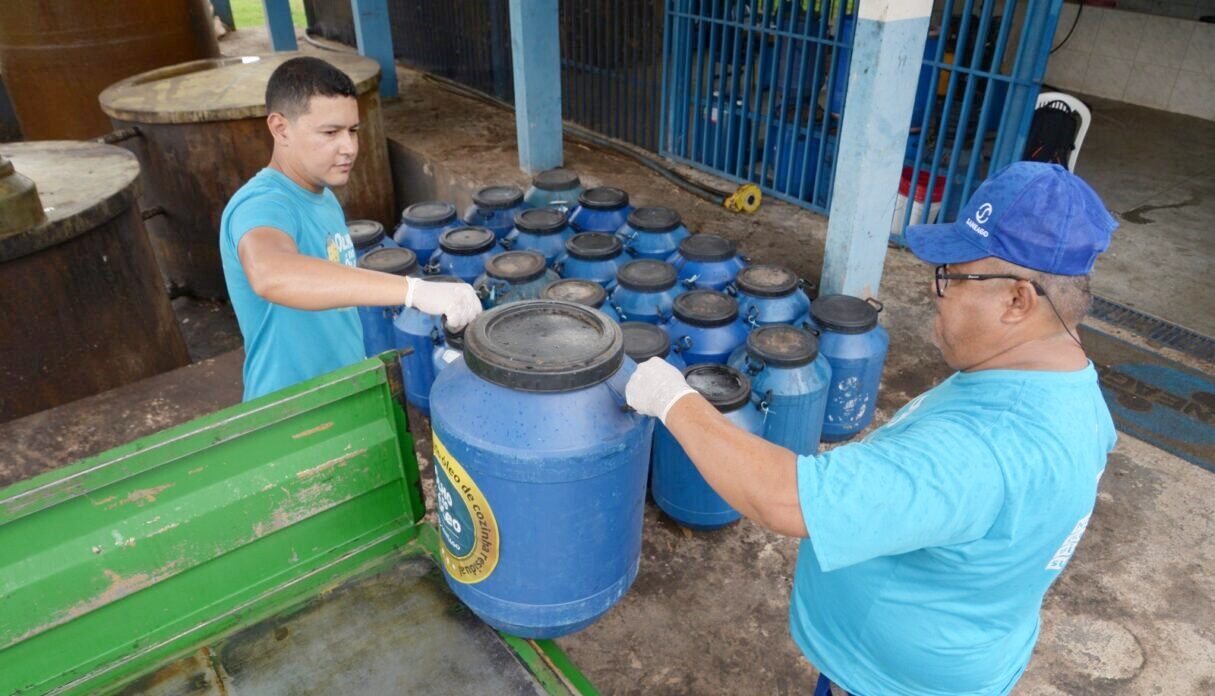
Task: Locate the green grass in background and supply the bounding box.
[229,0,309,30]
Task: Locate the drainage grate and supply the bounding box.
[1089,296,1215,364]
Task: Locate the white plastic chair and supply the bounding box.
[1034,91,1091,172]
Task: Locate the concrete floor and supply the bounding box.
[165,27,1215,695]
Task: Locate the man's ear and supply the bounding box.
[267,112,290,147]
[1002,279,1040,325]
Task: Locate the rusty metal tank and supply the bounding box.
[0,141,190,423]
[0,0,219,140]
[99,52,394,299]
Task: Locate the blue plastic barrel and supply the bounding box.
[504,208,576,266]
[811,295,890,442]
[394,275,463,414]
[348,219,397,261]
[474,250,560,309]
[616,207,690,261]
[524,167,584,212]
[430,301,652,638]
[666,234,747,292]
[620,321,685,371]
[652,364,763,529]
[357,247,419,358]
[609,259,681,325]
[729,325,831,455]
[393,201,462,265]
[664,290,749,366]
[426,226,505,283]
[463,185,528,240]
[731,264,814,329]
[554,232,627,291]
[432,323,465,377]
[569,187,633,234]
[542,279,621,322]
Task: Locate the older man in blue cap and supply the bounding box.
[624,162,1120,695]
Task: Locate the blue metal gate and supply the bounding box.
[660,0,1063,220]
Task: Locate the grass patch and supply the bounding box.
[229,0,309,30]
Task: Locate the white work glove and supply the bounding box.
[405,278,482,330]
[625,357,697,424]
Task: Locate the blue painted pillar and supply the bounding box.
[508,0,563,173]
[211,0,235,30]
[821,0,932,299]
[350,0,399,99]
[262,0,298,51]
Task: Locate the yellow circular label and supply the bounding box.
[432,433,500,584]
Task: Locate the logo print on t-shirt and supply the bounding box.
[1045,513,1091,571]
[326,231,357,267]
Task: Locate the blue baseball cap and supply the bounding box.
[904,162,1117,276]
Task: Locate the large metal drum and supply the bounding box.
[0,141,189,423]
[98,52,393,299]
[0,0,219,140]
[429,301,651,638]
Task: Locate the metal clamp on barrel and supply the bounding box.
[672,335,693,354]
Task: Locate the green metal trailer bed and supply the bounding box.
[0,355,596,695]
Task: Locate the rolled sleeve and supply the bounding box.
[797,417,1005,572]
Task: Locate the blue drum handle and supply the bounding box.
[605,362,639,415]
[724,282,739,297]
[619,230,639,257]
[750,389,773,415]
[611,302,628,321]
[743,354,764,375]
[499,235,515,250]
[866,297,884,313]
[672,335,693,353]
[801,321,820,336]
[744,304,760,329]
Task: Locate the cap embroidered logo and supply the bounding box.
[975,202,993,224]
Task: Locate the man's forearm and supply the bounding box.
[248,248,411,310]
[664,395,808,537]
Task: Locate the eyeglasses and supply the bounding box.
[933,264,1083,347]
[934,264,1045,299]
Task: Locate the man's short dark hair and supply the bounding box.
[265,57,357,119]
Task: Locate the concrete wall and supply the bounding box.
[1045,4,1215,121]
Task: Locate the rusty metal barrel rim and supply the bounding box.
[0,141,140,262]
[98,52,381,125]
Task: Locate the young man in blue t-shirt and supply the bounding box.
[219,57,480,401]
[625,162,1119,695]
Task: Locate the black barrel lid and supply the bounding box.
[616,259,677,292]
[678,233,737,262]
[402,201,457,227]
[673,290,739,327]
[463,300,624,392]
[484,250,548,283]
[621,321,671,362]
[543,279,607,309]
[359,247,418,276]
[684,364,751,412]
[473,185,524,210]
[347,219,385,249]
[565,232,622,260]
[811,294,880,334]
[577,186,629,210]
[747,325,819,368]
[426,275,465,284]
[439,226,497,256]
[514,207,569,234]
[443,323,466,350]
[531,167,581,192]
[735,264,798,298]
[626,206,682,233]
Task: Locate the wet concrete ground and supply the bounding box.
[138,26,1215,695]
